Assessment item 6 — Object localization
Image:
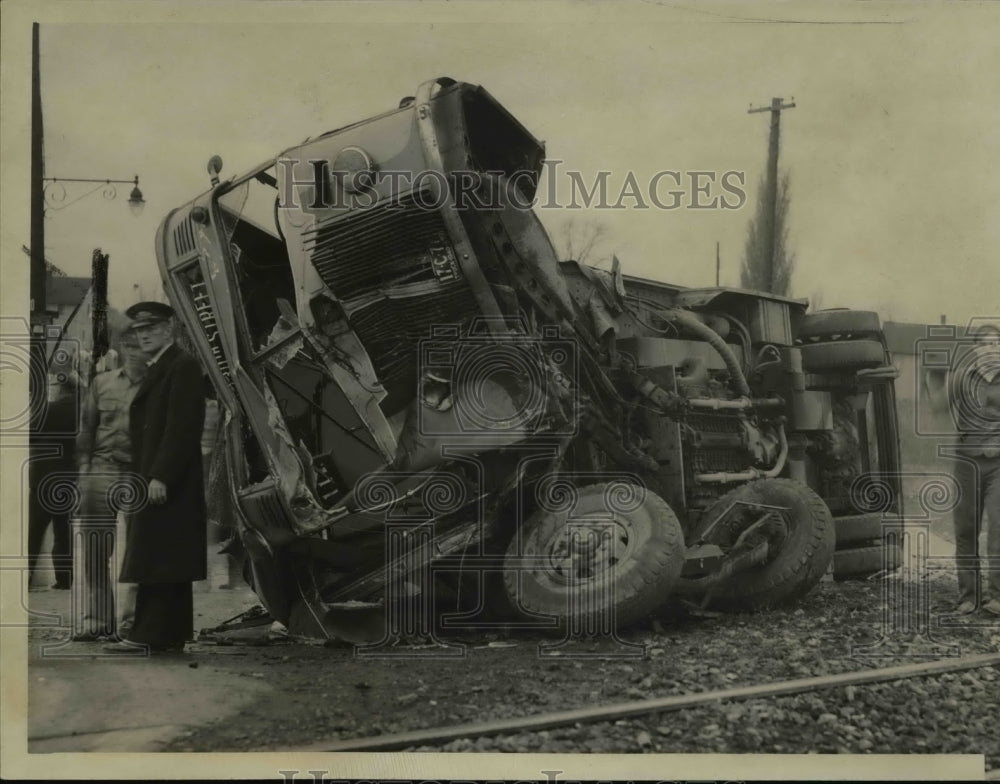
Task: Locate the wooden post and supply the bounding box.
[90,249,109,381]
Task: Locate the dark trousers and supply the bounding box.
[128,582,193,648]
[953,454,1000,604]
[28,458,75,588]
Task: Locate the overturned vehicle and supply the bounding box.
[157,77,902,639]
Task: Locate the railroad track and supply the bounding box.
[289,652,1000,753]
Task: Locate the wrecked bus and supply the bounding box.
[156,77,902,640]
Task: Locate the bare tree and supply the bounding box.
[740,172,795,295]
[555,217,611,267]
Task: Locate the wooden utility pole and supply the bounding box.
[30,22,46,425]
[715,241,721,286]
[748,96,795,291]
[28,22,47,568]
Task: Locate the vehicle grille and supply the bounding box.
[173,215,196,257]
[302,191,478,399]
[349,285,477,391]
[304,189,463,302]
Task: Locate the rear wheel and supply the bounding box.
[503,483,685,630]
[800,339,885,372]
[702,479,836,610]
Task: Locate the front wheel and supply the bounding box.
[503,483,685,630]
[701,478,836,610]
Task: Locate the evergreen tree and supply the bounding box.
[740,172,795,295]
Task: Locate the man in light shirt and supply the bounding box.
[73,333,146,640]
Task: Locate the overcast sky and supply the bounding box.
[6,0,1000,328]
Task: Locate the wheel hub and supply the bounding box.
[544,518,633,583]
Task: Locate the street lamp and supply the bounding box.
[42,174,145,216]
[32,174,146,385]
[128,177,145,216]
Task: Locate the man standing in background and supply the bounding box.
[28,360,80,591]
[73,332,146,641]
[103,302,207,654]
[948,324,1000,616]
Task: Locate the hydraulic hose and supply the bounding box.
[695,422,789,484]
[658,308,752,397]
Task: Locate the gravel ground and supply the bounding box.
[159,571,1000,770]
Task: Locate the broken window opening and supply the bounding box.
[461,88,544,202]
[263,348,385,503]
[217,167,297,352]
[240,416,271,485]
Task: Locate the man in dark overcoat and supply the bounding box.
[103,302,207,653]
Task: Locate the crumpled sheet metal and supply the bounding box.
[254,376,341,533]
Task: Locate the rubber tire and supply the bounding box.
[834,513,896,547]
[503,483,685,629]
[800,339,885,372]
[833,543,903,580]
[798,310,882,341]
[706,478,836,610]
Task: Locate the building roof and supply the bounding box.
[46,276,91,307]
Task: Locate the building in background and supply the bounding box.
[44,272,92,368]
[884,320,974,471]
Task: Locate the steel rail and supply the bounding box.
[289,651,1000,752]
